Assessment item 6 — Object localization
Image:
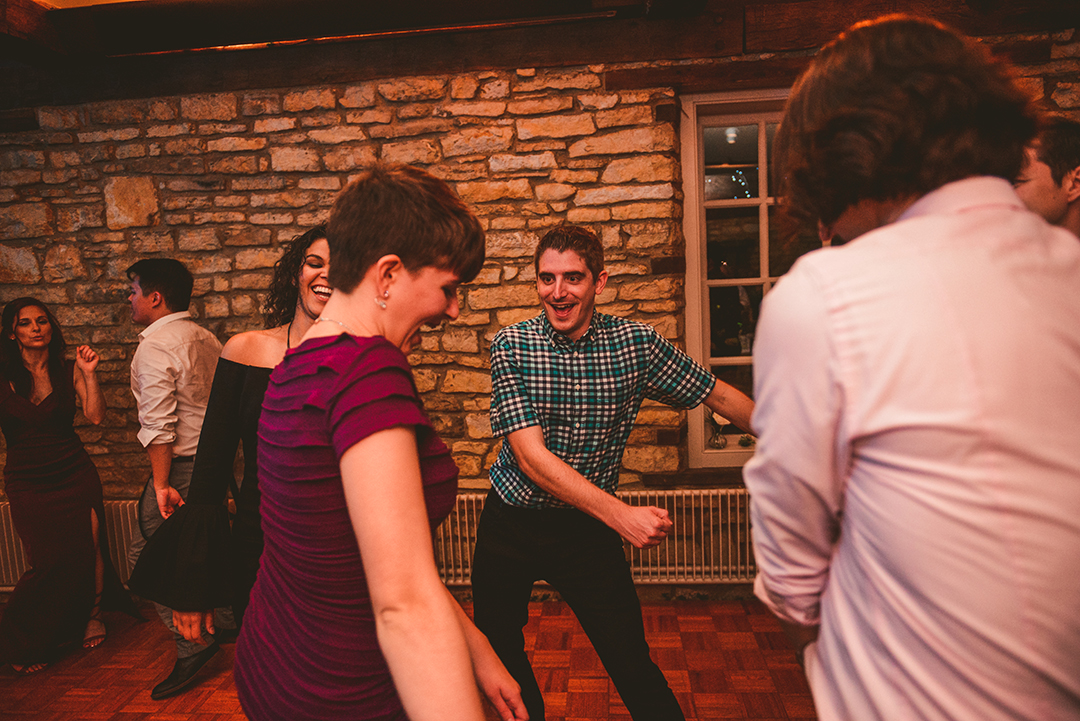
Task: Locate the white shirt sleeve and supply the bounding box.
[131,338,180,448]
[743,264,849,627]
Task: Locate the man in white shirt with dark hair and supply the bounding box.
[745,15,1080,721]
[125,257,225,701]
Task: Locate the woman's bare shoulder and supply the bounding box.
[221,326,287,368]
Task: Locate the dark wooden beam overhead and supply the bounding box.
[0,2,733,111]
[604,55,812,94]
[1,0,61,53]
[28,0,712,58]
[745,0,1079,53]
[50,0,613,57]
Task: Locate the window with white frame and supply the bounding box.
[681,89,825,468]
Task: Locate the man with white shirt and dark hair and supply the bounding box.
[745,14,1080,721]
[125,257,226,700]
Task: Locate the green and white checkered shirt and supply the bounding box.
[488,311,715,508]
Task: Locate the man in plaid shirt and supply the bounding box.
[472,225,754,721]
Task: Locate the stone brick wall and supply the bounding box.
[0,67,692,498]
[1,26,1078,499]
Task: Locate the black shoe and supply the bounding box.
[215,627,240,644]
[150,643,220,700]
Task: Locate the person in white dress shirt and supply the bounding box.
[744,14,1080,721]
[125,257,226,700]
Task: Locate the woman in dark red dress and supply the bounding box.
[0,298,137,674]
[234,165,526,721]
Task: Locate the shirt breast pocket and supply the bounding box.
[582,377,636,431]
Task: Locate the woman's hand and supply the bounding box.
[75,345,99,374]
[468,626,528,720]
[73,345,106,424]
[451,599,528,720]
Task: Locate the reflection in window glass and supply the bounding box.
[704,124,759,199]
[706,207,759,279]
[765,123,779,196]
[709,285,763,358]
[712,365,753,399]
[768,207,823,276]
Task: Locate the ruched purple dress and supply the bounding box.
[234,334,458,721]
[0,363,138,665]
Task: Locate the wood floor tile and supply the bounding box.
[713,614,754,632]
[781,693,819,719]
[729,670,777,693]
[1,597,817,720]
[690,668,733,693]
[740,691,788,718]
[717,632,762,650]
[719,648,769,671]
[771,667,814,694]
[692,691,750,717]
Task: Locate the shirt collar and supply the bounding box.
[138,310,192,341]
[539,308,603,350]
[897,176,1025,223]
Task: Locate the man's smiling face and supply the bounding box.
[536,248,607,341]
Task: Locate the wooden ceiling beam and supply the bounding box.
[1,0,61,54]
[40,0,676,57]
[604,56,812,95]
[0,4,731,111]
[745,0,1079,53]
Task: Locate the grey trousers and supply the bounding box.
[127,459,234,659]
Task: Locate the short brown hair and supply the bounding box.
[1034,115,1080,185]
[774,14,1037,235]
[533,225,604,280]
[326,164,485,293]
[126,258,194,312]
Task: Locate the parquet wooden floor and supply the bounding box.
[0,598,816,720]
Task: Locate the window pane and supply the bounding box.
[711,365,753,399]
[768,206,823,277]
[765,122,779,197]
[704,124,759,199]
[706,207,760,279]
[709,284,763,358]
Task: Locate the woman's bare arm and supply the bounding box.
[340,426,485,721]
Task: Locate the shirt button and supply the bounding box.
[575,384,581,390]
[575,423,580,428]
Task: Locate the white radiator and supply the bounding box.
[1,489,756,591]
[435,489,756,585]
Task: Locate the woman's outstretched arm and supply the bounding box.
[73,345,106,424]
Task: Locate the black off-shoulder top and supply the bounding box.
[128,358,271,619]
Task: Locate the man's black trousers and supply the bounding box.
[471,490,686,721]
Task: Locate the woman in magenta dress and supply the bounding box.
[234,164,526,721]
[0,298,138,674]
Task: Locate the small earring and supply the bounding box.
[383,291,389,299]
[375,295,387,310]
